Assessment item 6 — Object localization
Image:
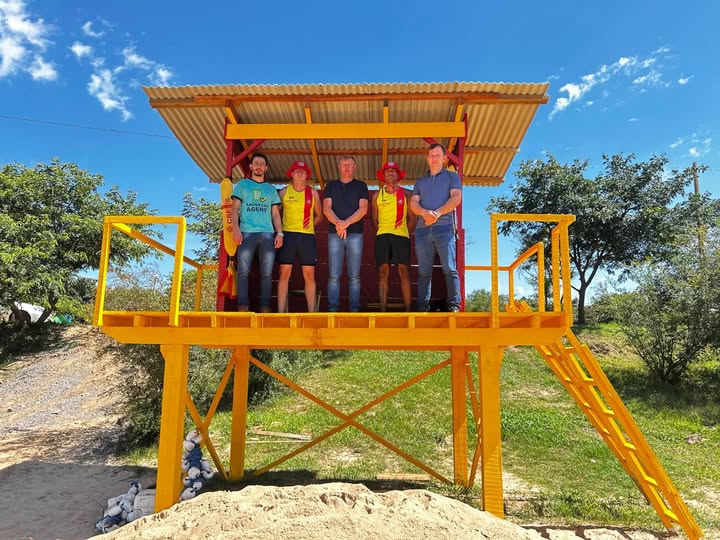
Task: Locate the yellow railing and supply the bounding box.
[93,216,217,327]
[466,213,576,328]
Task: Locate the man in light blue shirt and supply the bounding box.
[410,144,463,312]
[230,153,283,312]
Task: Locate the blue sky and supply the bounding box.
[1,0,718,297]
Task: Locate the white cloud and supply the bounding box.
[28,54,55,80]
[81,20,104,38]
[627,117,638,122]
[669,134,712,157]
[122,45,174,85]
[73,39,175,120]
[670,137,684,149]
[549,48,674,118]
[0,0,56,80]
[88,68,132,121]
[678,76,691,85]
[70,41,92,59]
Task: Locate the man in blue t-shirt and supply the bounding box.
[410,144,463,312]
[230,153,283,312]
[322,155,369,312]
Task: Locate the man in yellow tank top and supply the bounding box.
[277,161,323,312]
[371,162,416,311]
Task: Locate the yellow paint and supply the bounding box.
[91,212,703,539]
[478,345,504,517]
[226,121,465,140]
[155,344,189,512]
[229,347,250,481]
[451,347,469,485]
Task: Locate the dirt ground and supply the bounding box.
[0,326,711,539]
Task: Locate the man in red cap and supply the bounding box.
[276,161,323,312]
[371,161,416,311]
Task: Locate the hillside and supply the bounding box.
[0,325,716,539]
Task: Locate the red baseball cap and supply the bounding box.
[286,160,312,179]
[376,161,406,181]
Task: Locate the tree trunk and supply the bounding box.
[576,284,587,324]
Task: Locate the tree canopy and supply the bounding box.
[181,192,221,264]
[0,160,155,322]
[487,153,698,323]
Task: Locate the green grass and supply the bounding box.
[128,326,720,535]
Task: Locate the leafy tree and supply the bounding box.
[182,193,221,264]
[0,160,155,323]
[605,191,720,382]
[487,154,697,323]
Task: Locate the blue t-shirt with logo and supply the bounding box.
[231,179,281,233]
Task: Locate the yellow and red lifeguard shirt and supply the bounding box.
[376,186,409,237]
[281,185,315,234]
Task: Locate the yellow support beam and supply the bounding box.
[226,121,465,140]
[155,344,190,512]
[303,106,324,188]
[229,347,250,481]
[479,345,505,518]
[451,347,469,485]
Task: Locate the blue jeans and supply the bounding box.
[236,232,275,309]
[414,224,460,311]
[327,233,363,312]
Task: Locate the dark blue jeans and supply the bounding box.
[236,232,275,309]
[414,224,460,311]
[327,233,363,312]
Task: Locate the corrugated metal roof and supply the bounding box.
[144,81,549,187]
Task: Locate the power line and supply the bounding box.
[0,114,174,139]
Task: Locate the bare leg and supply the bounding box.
[398,264,412,311]
[301,265,316,312]
[277,265,292,313]
[378,264,390,311]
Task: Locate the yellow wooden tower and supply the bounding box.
[92,82,703,539]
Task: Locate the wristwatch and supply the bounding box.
[276,232,284,236]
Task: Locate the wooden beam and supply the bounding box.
[226,121,465,140]
[148,92,549,108]
[447,102,465,155]
[381,102,389,167]
[223,100,239,124]
[304,105,324,188]
[255,146,518,156]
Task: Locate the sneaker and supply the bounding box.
[237,305,249,312]
[259,306,272,314]
[448,305,460,313]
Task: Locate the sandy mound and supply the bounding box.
[105,483,542,540]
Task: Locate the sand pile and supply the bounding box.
[105,482,543,540]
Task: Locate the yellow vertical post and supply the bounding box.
[490,216,500,328]
[155,344,190,513]
[551,227,561,312]
[168,218,187,327]
[478,345,505,517]
[537,243,545,312]
[92,219,113,326]
[451,347,469,485]
[229,346,250,481]
[559,221,573,326]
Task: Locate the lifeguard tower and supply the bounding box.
[92,82,702,539]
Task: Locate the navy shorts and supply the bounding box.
[375,233,410,266]
[276,231,317,266]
